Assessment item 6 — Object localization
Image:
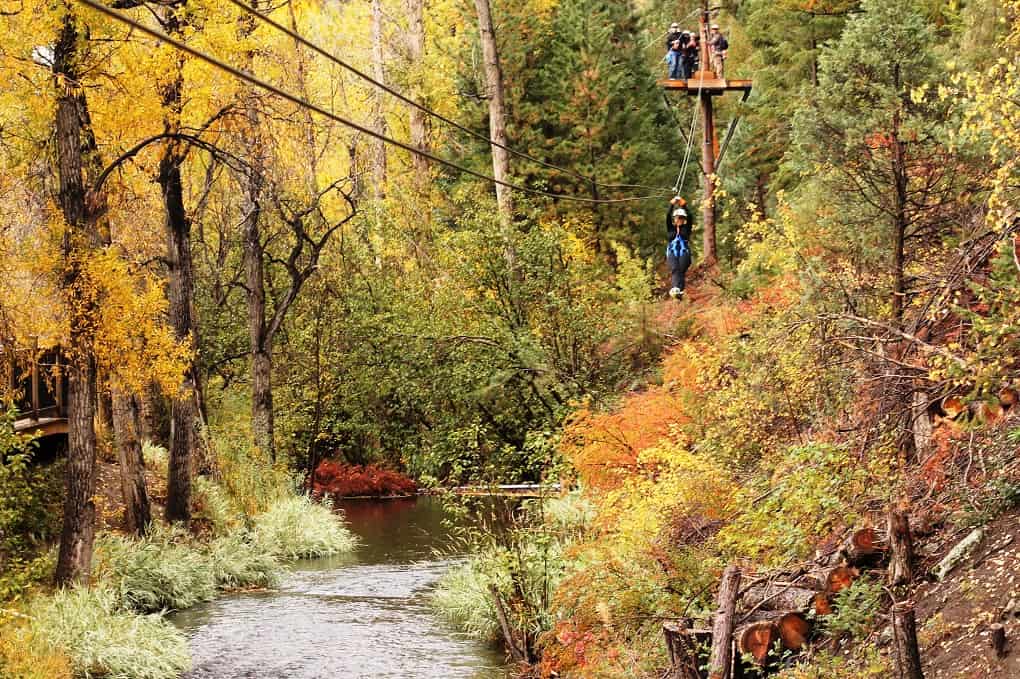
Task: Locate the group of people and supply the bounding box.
[663,22,728,80]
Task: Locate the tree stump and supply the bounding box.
[990,623,1007,659]
[663,621,702,679]
[892,600,925,679]
[736,621,779,666]
[708,565,742,679]
[843,527,884,567]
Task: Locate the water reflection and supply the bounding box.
[174,496,507,678]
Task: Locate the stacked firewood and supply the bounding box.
[663,526,902,678]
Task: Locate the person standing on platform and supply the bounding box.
[709,24,728,78]
[682,31,700,78]
[666,22,684,50]
[664,39,684,80]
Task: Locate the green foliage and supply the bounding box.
[774,647,890,679]
[433,492,592,644]
[719,444,892,565]
[19,586,190,679]
[821,577,884,639]
[214,433,296,518]
[253,495,358,559]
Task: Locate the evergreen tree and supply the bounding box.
[515,0,673,253]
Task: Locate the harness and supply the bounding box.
[667,234,688,259]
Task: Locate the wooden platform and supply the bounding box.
[659,77,752,95]
[14,416,68,438]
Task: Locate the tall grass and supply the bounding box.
[254,495,358,559]
[22,587,190,679]
[96,524,217,613]
[431,558,500,640]
[206,531,280,590]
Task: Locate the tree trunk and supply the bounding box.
[53,12,102,585]
[489,584,528,663]
[371,0,388,199]
[473,0,513,225]
[112,390,151,535]
[140,380,170,447]
[888,506,915,587]
[891,64,908,324]
[157,8,203,522]
[708,564,741,679]
[891,600,925,679]
[911,390,932,456]
[407,0,429,187]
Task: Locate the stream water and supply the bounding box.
[173,497,508,678]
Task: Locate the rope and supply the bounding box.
[74,0,664,205]
[671,74,705,196]
[224,0,668,194]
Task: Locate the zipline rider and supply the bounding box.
[666,197,693,300]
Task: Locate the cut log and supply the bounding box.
[934,527,984,581]
[1000,386,1018,410]
[888,506,915,586]
[707,565,741,679]
[824,566,859,596]
[942,395,966,419]
[737,621,778,666]
[813,592,833,616]
[662,622,702,679]
[777,612,811,652]
[842,527,885,566]
[741,584,818,613]
[891,600,925,679]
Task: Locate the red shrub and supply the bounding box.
[312,460,418,498]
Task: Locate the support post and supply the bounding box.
[700,92,717,266]
[888,506,915,586]
[708,564,741,679]
[31,337,40,421]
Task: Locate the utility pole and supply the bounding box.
[662,1,751,268]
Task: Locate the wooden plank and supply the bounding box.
[659,78,753,94]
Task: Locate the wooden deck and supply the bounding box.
[659,76,753,95]
[13,416,68,437]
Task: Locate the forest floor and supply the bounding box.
[914,508,1020,678]
[93,459,166,533]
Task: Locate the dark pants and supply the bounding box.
[667,250,692,292]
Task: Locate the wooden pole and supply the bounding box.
[701,91,717,266]
[891,600,925,679]
[30,337,39,421]
[708,565,741,679]
[888,506,915,586]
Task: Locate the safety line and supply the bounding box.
[74,0,665,205]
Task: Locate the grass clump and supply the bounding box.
[206,531,280,590]
[431,558,500,640]
[96,524,217,613]
[254,495,358,559]
[20,587,190,679]
[0,615,73,679]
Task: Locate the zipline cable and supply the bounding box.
[224,0,669,194]
[671,74,704,196]
[74,0,664,205]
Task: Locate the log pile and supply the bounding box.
[663,523,914,679]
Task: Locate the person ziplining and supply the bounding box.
[666,196,693,301]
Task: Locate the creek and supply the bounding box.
[173,496,507,678]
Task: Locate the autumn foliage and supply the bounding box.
[311,460,417,498]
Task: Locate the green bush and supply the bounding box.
[22,586,190,679]
[254,495,358,559]
[821,577,884,639]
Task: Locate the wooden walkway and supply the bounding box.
[5,343,68,438]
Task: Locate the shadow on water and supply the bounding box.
[173,496,508,679]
